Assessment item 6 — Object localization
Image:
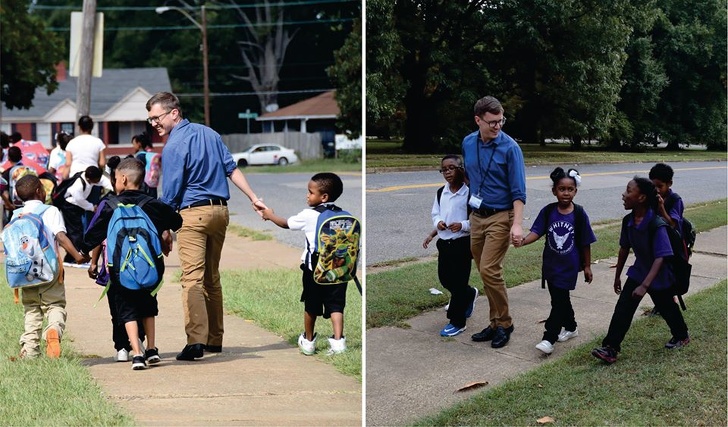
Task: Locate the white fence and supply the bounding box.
[221,132,323,160]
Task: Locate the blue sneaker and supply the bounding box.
[465,287,479,318]
[440,324,466,337]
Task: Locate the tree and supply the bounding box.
[226,0,296,113]
[0,0,64,110]
[328,16,361,137]
[651,0,727,150]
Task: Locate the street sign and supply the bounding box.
[238,112,258,119]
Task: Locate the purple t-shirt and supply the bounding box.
[620,209,674,290]
[530,204,597,290]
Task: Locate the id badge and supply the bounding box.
[468,194,483,209]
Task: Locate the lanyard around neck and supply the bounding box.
[475,139,496,195]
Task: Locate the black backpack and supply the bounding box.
[51,171,85,208]
[623,214,692,310]
[541,203,587,289]
[664,192,696,256]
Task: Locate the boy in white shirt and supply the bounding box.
[11,175,88,358]
[422,155,478,337]
[61,166,112,265]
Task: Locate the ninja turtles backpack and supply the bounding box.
[307,205,361,293]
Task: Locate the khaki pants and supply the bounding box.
[20,278,66,357]
[178,205,229,346]
[469,210,513,329]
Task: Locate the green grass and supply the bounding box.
[221,269,362,381]
[366,199,727,328]
[238,156,362,174]
[227,222,273,240]
[414,280,727,426]
[366,139,727,170]
[0,290,134,426]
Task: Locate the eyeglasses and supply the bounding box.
[439,166,461,173]
[147,110,172,125]
[482,117,506,128]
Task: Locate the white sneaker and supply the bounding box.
[536,340,554,354]
[115,348,130,362]
[557,328,579,342]
[298,332,317,355]
[326,336,347,355]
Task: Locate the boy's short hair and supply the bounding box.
[117,157,145,187]
[649,163,674,182]
[85,166,103,182]
[8,146,22,162]
[441,154,463,167]
[15,175,41,202]
[311,172,343,202]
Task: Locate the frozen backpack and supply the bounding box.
[138,151,162,188]
[307,205,361,293]
[2,204,59,289]
[106,194,164,292]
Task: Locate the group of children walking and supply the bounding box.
[425,156,690,364]
[4,161,355,366]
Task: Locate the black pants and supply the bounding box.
[542,281,577,343]
[437,236,475,328]
[106,284,145,351]
[602,277,689,352]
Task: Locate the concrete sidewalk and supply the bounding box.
[366,226,727,426]
[63,235,361,426]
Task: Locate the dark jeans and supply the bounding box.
[602,277,688,352]
[542,281,577,343]
[437,236,474,328]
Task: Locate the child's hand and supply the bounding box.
[584,266,593,283]
[436,221,446,231]
[423,235,433,249]
[161,230,173,256]
[613,277,622,295]
[447,222,462,233]
[88,265,98,279]
[261,207,274,220]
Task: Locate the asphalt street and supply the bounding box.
[366,161,727,266]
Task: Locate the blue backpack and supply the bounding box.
[106,195,164,292]
[2,204,59,289]
[308,205,361,293]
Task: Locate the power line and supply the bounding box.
[31,0,359,12]
[176,88,335,98]
[47,17,355,32]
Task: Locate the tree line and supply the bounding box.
[366,0,726,152]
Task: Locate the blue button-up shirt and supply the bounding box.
[462,130,526,210]
[160,119,236,211]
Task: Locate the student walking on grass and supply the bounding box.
[80,158,182,370]
[422,155,478,337]
[591,177,690,364]
[10,175,89,358]
[261,173,349,355]
[515,168,596,354]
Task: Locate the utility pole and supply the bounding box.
[76,0,97,127]
[201,5,210,126]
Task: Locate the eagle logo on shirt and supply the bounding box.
[548,220,575,255]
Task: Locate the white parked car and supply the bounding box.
[231,144,299,167]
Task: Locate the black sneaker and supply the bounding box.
[591,346,617,364]
[132,355,147,370]
[665,336,690,349]
[145,348,161,364]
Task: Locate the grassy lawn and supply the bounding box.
[0,289,134,426]
[238,155,362,174]
[222,268,362,381]
[366,199,727,329]
[414,280,727,426]
[366,139,727,170]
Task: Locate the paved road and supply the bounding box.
[366,161,727,266]
[224,171,363,250]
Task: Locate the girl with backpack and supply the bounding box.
[591,177,690,364]
[515,167,596,355]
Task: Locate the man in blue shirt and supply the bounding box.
[146,92,266,361]
[462,96,526,348]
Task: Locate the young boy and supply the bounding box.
[11,175,89,358]
[422,155,477,337]
[80,158,182,370]
[61,165,112,265]
[261,172,349,355]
